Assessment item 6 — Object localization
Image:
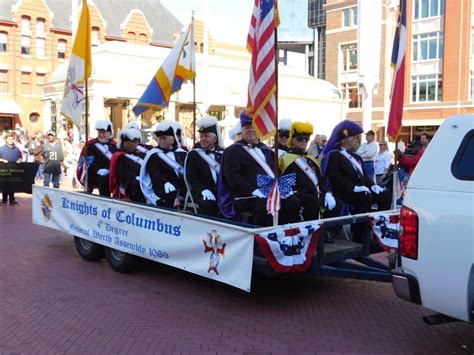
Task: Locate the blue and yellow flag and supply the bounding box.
[133,24,196,116]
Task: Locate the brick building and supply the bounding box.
[310,0,473,143]
[0,0,183,134]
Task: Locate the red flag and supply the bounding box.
[247,0,279,139]
[387,0,406,142]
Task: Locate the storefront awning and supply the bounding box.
[0,99,23,115]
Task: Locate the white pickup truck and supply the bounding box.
[392,114,474,324]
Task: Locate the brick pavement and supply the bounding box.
[0,185,473,354]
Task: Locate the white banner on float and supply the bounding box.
[32,186,254,292]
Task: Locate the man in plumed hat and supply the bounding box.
[322,120,391,241]
[185,116,224,216]
[76,119,118,196]
[274,118,292,156]
[139,120,187,208]
[279,122,341,242]
[109,126,146,202]
[218,110,301,226]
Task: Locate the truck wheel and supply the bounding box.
[388,249,397,269]
[104,247,138,273]
[74,237,104,261]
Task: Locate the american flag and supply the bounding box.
[387,0,406,141]
[266,182,280,216]
[247,0,279,139]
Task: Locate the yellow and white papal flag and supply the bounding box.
[60,0,91,127]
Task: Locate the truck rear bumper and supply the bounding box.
[392,269,422,305]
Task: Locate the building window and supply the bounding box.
[36,73,45,94]
[342,9,350,27]
[414,0,445,20]
[21,16,31,35]
[57,40,66,59]
[470,71,474,101]
[341,82,362,108]
[21,35,30,55]
[0,32,7,52]
[413,32,443,61]
[36,18,45,38]
[351,7,358,26]
[471,27,474,56]
[127,32,136,42]
[342,7,357,27]
[412,74,442,102]
[308,0,326,27]
[341,43,357,72]
[91,27,100,46]
[139,33,147,44]
[0,70,7,92]
[21,71,31,94]
[36,38,45,58]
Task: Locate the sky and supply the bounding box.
[160,0,254,45]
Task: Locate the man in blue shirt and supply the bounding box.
[0,132,23,205]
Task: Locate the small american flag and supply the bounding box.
[247,0,279,139]
[266,181,280,216]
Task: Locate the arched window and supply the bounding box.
[127,31,136,42]
[139,33,147,44]
[92,26,100,46]
[0,32,7,53]
[21,16,31,35]
[36,18,45,38]
[57,39,66,59]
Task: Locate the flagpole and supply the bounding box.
[192,13,196,147]
[273,0,279,227]
[84,79,89,192]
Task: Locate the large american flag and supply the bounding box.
[387,0,406,141]
[247,0,279,139]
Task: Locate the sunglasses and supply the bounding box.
[294,136,310,142]
[278,133,289,139]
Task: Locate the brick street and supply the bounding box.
[0,191,473,354]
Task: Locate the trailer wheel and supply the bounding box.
[388,249,397,269]
[104,247,138,273]
[74,237,104,261]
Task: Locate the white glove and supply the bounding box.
[135,176,140,181]
[353,185,370,194]
[251,189,265,198]
[324,192,336,210]
[97,168,109,176]
[371,184,385,194]
[201,189,216,201]
[164,182,176,193]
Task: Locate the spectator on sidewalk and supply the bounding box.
[396,140,424,176]
[356,130,378,182]
[420,133,430,150]
[0,132,22,205]
[375,140,392,184]
[41,131,64,189]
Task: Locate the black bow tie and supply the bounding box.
[246,143,260,149]
[205,149,215,155]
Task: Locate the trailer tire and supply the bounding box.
[388,249,397,269]
[104,247,138,273]
[74,237,104,261]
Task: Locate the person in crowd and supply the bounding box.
[420,133,430,150]
[279,122,341,242]
[109,126,146,202]
[185,116,224,217]
[374,140,392,184]
[396,140,424,175]
[308,134,327,159]
[24,133,39,162]
[0,132,22,205]
[322,120,391,242]
[274,118,292,157]
[140,120,187,208]
[218,111,301,226]
[41,131,64,189]
[61,137,74,177]
[356,130,378,182]
[76,120,117,196]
